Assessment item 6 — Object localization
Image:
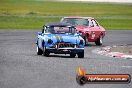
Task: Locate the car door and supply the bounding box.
[89,19,101,41]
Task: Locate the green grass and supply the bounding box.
[0,0,132,30]
[0,16,60,29]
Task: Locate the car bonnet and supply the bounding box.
[50,34,78,44]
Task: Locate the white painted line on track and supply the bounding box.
[92,45,132,60]
[122,66,132,68]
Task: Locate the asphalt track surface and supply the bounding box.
[0,30,132,88]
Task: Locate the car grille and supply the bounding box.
[58,43,74,48]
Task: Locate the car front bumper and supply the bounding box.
[46,48,84,54]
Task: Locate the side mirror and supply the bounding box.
[38,32,42,35]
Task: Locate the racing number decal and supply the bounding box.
[91,32,95,39]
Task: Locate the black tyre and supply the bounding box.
[43,46,50,57]
[70,53,76,58]
[37,46,43,55]
[78,50,84,58]
[84,34,89,46]
[95,36,103,46]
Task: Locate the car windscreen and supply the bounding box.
[45,26,76,34]
[62,18,89,26]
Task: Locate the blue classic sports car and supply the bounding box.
[36,22,85,58]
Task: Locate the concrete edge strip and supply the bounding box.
[92,45,132,60]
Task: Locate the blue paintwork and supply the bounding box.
[36,23,85,54]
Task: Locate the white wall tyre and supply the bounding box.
[37,46,38,52]
[37,46,43,55]
[95,36,103,46]
[100,36,103,45]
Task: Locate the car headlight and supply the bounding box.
[48,39,53,44]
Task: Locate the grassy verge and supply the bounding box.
[0,0,132,30]
[0,16,60,29]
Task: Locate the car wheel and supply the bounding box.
[84,34,88,46]
[70,53,76,58]
[95,36,103,46]
[37,46,43,55]
[78,50,84,58]
[43,46,50,57]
